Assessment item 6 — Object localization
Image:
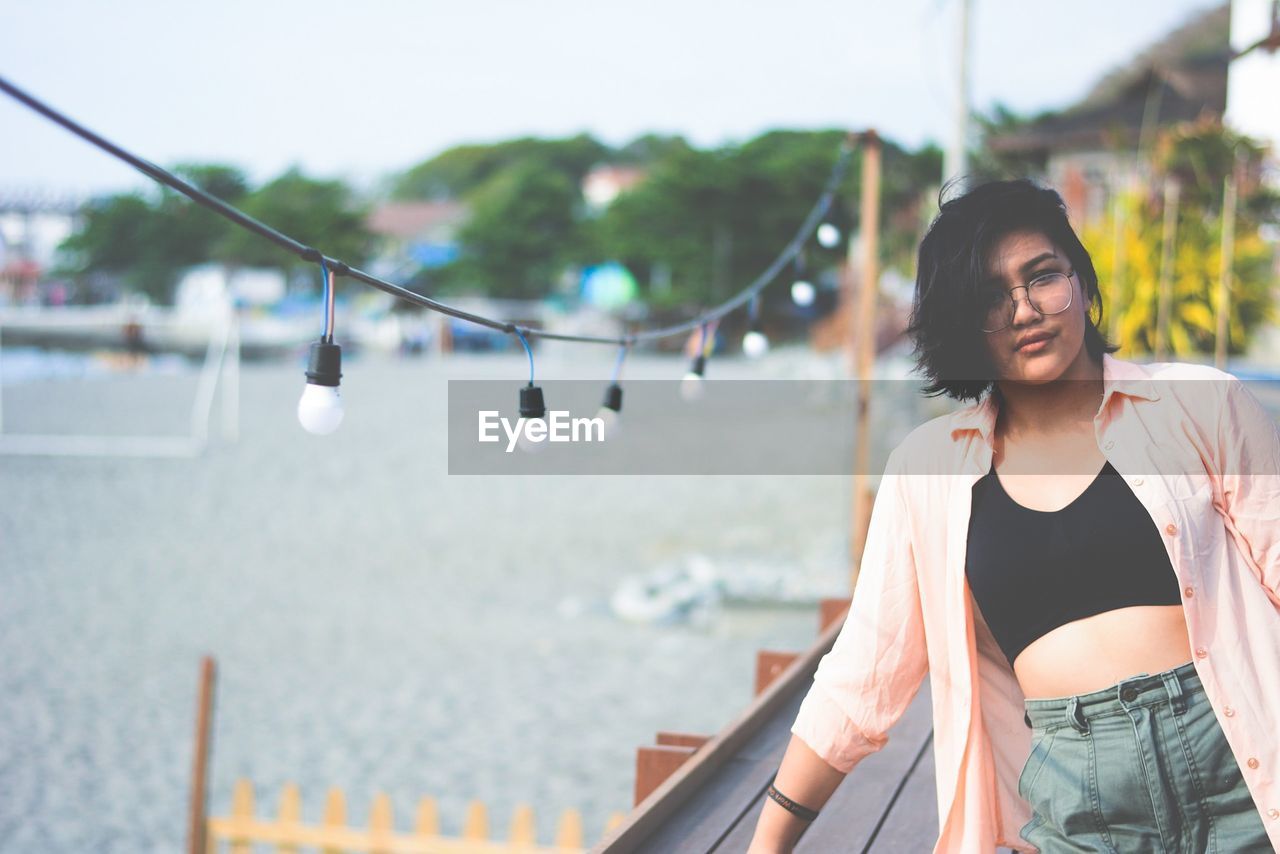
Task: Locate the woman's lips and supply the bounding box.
[1016,334,1054,353]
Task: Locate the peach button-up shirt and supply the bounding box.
[790,352,1280,852]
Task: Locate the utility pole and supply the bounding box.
[943,0,973,191]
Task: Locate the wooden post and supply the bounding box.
[754,650,801,696]
[186,655,216,854]
[1215,166,1238,370]
[851,131,882,587]
[1108,174,1128,345]
[1155,176,1180,360]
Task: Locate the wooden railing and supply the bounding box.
[205,779,627,853]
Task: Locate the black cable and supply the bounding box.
[0,74,856,347]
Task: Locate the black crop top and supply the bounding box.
[965,459,1182,669]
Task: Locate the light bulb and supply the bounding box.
[742,329,769,359]
[791,280,815,307]
[298,340,343,435]
[297,383,344,434]
[596,383,623,439]
[680,372,705,401]
[517,418,550,454]
[816,223,841,248]
[681,353,706,401]
[594,405,622,440]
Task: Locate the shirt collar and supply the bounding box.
[948,352,1161,446]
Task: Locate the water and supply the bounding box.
[0,345,860,852]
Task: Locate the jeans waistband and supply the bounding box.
[1022,659,1200,732]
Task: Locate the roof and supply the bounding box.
[365,201,469,240]
[990,3,1230,155]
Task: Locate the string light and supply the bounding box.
[742,294,769,359]
[680,321,713,402]
[297,259,344,435]
[595,342,629,439]
[0,75,868,435]
[790,252,815,307]
[816,222,841,249]
[512,328,549,454]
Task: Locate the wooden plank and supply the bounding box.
[630,686,806,853]
[655,732,711,750]
[855,729,938,851]
[707,680,934,854]
[756,651,801,696]
[635,745,697,805]
[595,613,843,853]
[793,679,934,853]
[818,598,852,633]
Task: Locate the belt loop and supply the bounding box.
[1161,669,1187,716]
[1066,696,1090,734]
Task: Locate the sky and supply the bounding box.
[0,0,1223,198]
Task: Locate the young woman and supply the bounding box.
[748,179,1280,853]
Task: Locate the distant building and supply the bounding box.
[581,165,647,214]
[365,200,469,278]
[989,3,1230,225]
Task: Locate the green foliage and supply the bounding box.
[57,164,250,303]
[447,160,583,299]
[391,134,609,201]
[1080,122,1277,357]
[58,163,370,303]
[213,166,372,283]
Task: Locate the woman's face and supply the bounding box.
[979,229,1091,384]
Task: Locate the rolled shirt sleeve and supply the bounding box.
[790,446,930,773]
[1215,375,1280,602]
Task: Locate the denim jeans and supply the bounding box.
[1018,659,1272,852]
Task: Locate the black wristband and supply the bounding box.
[766,783,819,821]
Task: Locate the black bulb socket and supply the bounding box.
[519,384,546,420]
[305,340,342,387]
[602,383,623,413]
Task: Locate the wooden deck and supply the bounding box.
[593,607,1022,853]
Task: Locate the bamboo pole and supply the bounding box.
[1155,176,1180,359]
[851,131,882,585]
[186,655,217,854]
[1216,166,1238,370]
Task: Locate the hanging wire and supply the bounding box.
[610,341,630,383]
[701,319,719,357]
[514,327,535,385]
[0,74,859,348]
[318,257,337,343]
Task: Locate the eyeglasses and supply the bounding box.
[978,268,1075,333]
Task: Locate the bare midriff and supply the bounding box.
[994,440,1195,700]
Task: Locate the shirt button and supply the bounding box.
[1183,586,1194,598]
[1269,808,1279,819]
[1133,477,1144,486]
[1195,647,1208,659]
[1104,440,1115,450]
[1247,757,1259,769]
[1223,706,1234,716]
[1165,523,1178,536]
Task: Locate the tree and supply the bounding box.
[56,163,250,304]
[446,161,583,299]
[1080,121,1277,357]
[213,166,372,289]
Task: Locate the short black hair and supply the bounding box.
[905,177,1119,402]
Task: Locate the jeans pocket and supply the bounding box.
[1018,726,1058,804]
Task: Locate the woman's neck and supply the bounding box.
[993,354,1104,441]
